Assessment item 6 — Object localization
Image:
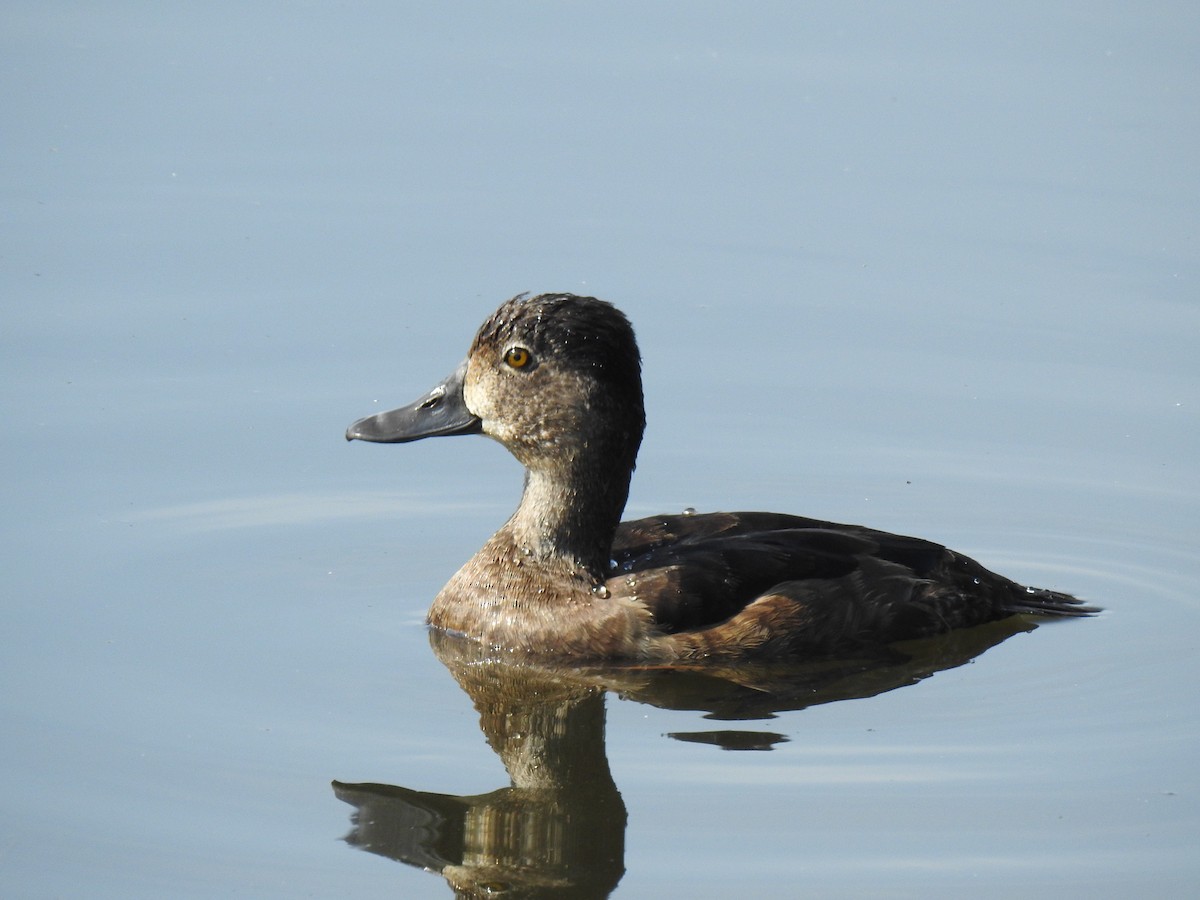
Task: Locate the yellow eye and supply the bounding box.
[504,346,532,368]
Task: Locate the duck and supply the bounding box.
[347,293,1094,660]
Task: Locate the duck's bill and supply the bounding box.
[346,360,482,443]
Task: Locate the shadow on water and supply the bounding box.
[333,616,1041,897]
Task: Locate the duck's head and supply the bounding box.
[347,293,646,475]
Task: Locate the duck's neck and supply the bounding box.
[504,452,633,582]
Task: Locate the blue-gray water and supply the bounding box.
[3,3,1197,897]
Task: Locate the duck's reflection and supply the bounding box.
[334,616,1037,897]
[335,632,626,898]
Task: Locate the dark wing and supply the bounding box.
[611,512,1094,654]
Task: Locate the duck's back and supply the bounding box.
[609,511,1091,658]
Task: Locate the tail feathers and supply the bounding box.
[1005,586,1100,618]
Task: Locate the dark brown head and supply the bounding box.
[348,292,646,476]
[463,293,644,472]
[348,293,647,571]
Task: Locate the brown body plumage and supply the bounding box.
[347,293,1094,660]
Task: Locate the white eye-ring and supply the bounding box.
[504,346,532,369]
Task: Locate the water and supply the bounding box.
[3,3,1197,897]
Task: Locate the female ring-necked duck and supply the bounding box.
[347,293,1094,660]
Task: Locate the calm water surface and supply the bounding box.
[3,4,1197,898]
